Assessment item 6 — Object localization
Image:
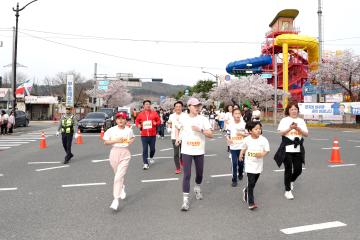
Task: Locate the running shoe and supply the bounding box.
[248,204,257,210]
[110,199,119,210]
[149,158,155,164]
[228,153,231,159]
[194,186,203,200]
[181,198,190,211]
[175,168,181,174]
[143,164,149,170]
[242,188,248,203]
[231,181,237,187]
[120,185,126,200]
[284,190,294,200]
[238,173,243,181]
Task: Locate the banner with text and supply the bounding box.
[299,102,360,115]
[66,75,74,107]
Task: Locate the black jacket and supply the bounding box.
[274,136,305,167]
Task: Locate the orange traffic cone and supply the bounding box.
[39,131,47,149]
[76,129,83,144]
[100,127,104,140]
[328,138,343,164]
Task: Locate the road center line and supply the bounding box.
[0,188,18,191]
[141,178,179,183]
[273,168,306,172]
[160,148,173,152]
[36,165,69,172]
[210,174,232,178]
[328,164,356,168]
[62,182,107,188]
[28,161,61,165]
[311,138,329,141]
[280,221,346,235]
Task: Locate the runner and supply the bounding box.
[251,105,261,123]
[224,105,235,159]
[103,112,135,211]
[175,97,213,211]
[240,121,270,210]
[275,100,308,200]
[135,100,161,170]
[56,106,78,164]
[167,101,185,174]
[226,108,247,187]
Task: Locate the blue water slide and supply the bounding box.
[226,55,272,74]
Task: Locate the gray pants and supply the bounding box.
[171,139,181,169]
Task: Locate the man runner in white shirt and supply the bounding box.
[175,97,213,211]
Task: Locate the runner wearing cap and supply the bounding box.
[175,97,213,211]
[135,100,161,170]
[103,112,135,211]
[56,106,78,164]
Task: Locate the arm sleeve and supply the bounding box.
[203,117,212,130]
[135,113,141,127]
[129,129,135,139]
[103,128,111,141]
[264,138,270,152]
[300,119,308,134]
[277,118,287,131]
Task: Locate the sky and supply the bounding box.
[0,0,360,86]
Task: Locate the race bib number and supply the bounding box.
[231,135,244,143]
[186,139,201,148]
[288,129,302,137]
[247,151,260,158]
[143,120,152,130]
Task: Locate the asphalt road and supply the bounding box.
[0,123,359,240]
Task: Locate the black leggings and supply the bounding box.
[246,173,260,205]
[182,154,204,193]
[283,152,303,191]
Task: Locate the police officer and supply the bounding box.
[56,106,78,164]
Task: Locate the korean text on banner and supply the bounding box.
[66,75,74,107]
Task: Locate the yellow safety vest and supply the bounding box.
[61,116,74,134]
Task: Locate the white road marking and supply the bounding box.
[355,146,360,148]
[0,138,41,140]
[36,165,69,172]
[0,142,29,144]
[0,188,18,191]
[0,147,11,150]
[62,182,106,188]
[0,139,36,142]
[0,144,21,147]
[0,174,3,177]
[150,157,172,159]
[28,161,61,165]
[311,138,329,141]
[132,153,142,157]
[209,139,216,141]
[160,148,172,152]
[273,168,306,172]
[92,159,110,163]
[141,178,179,183]
[348,140,360,143]
[217,136,222,139]
[210,174,232,178]
[280,221,346,235]
[322,147,341,150]
[343,130,354,133]
[205,154,217,157]
[328,164,356,168]
[263,129,277,133]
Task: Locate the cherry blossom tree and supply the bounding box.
[210,75,277,107]
[160,97,177,110]
[98,80,132,107]
[312,50,360,101]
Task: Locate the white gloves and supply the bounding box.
[56,131,60,137]
[74,133,78,139]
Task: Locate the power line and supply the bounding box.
[19,31,223,70]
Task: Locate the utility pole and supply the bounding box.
[93,63,97,111]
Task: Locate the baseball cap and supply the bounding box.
[116,112,127,119]
[187,97,202,106]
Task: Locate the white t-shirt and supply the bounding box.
[227,120,247,150]
[218,112,225,121]
[178,114,211,155]
[1,114,9,121]
[103,126,134,148]
[277,117,308,153]
[243,135,270,174]
[252,110,261,119]
[168,112,184,140]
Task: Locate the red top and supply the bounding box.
[135,110,161,136]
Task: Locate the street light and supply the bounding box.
[202,70,219,86]
[12,0,39,110]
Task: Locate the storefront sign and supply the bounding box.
[66,75,74,107]
[25,96,58,104]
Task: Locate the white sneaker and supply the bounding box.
[228,153,231,159]
[284,191,294,200]
[120,185,126,200]
[194,185,203,200]
[149,158,155,164]
[110,199,119,210]
[143,164,149,170]
[181,198,190,211]
[290,182,294,191]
